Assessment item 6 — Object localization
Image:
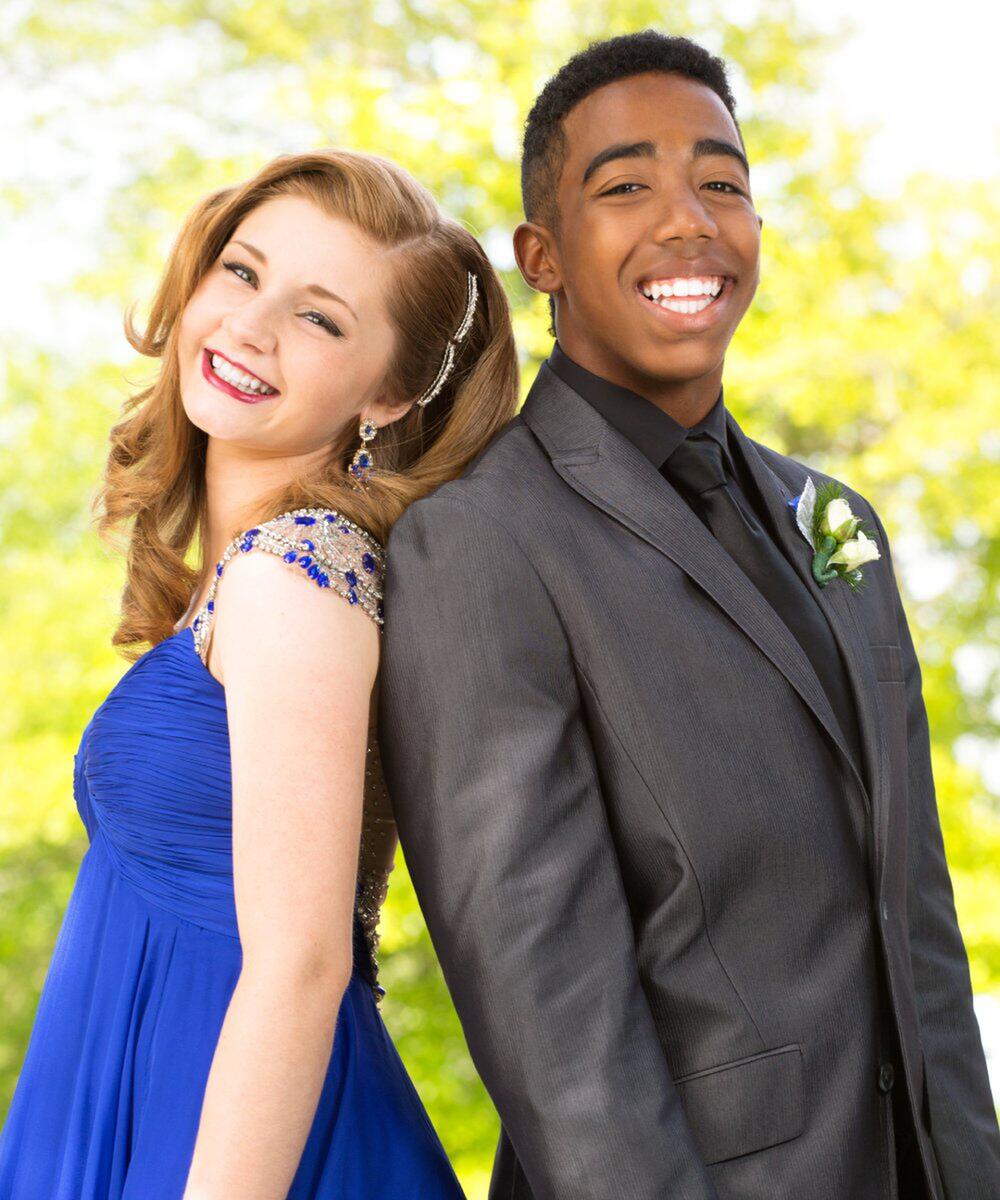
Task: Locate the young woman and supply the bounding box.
[0,149,519,1198]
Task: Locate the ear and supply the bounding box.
[365,391,415,430]
[513,221,563,296]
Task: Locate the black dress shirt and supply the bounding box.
[548,340,729,473]
[549,339,786,558]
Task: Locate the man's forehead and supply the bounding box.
[562,72,738,159]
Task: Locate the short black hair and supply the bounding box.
[521,30,742,229]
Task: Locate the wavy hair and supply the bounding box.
[95,150,520,658]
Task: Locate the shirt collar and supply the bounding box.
[547,341,729,471]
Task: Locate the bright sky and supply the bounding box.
[793,0,996,191]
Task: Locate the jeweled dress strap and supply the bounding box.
[190,506,385,667]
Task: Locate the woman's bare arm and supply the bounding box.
[183,549,379,1200]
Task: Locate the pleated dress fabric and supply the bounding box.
[0,516,464,1199]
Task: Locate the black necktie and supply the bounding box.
[663,434,864,772]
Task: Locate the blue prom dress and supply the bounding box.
[0,508,464,1200]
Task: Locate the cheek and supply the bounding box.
[732,212,761,268]
[563,220,622,296]
[575,209,648,291]
[292,336,394,436]
[285,346,358,428]
[178,287,216,351]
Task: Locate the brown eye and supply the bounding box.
[599,182,647,196]
[223,260,255,283]
[304,312,343,338]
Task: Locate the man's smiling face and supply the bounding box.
[520,71,762,397]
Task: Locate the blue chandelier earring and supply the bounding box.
[349,417,378,486]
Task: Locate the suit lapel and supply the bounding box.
[735,421,888,824]
[521,367,861,781]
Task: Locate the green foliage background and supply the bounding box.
[1,2,997,1195]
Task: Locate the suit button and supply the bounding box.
[877,1062,895,1093]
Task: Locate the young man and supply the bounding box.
[379,31,1000,1200]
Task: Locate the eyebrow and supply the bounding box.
[229,240,358,319]
[581,137,750,185]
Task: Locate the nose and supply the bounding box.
[220,295,278,355]
[648,181,719,244]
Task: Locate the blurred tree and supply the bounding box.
[2,0,997,1193]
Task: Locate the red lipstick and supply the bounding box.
[200,348,278,404]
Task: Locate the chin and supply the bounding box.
[178,378,214,436]
[179,389,238,442]
[630,338,726,384]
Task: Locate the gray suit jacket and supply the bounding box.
[379,365,1000,1200]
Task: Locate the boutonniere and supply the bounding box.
[788,477,880,590]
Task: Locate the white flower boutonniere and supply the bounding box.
[790,477,880,590]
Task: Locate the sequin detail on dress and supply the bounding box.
[189,506,394,1000]
[191,507,384,660]
[358,735,396,997]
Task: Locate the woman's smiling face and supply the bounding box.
[178,194,401,455]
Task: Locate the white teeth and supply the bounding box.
[639,276,725,309]
[210,353,275,395]
[641,276,724,297]
[659,295,714,314]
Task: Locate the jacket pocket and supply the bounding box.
[870,642,904,683]
[673,1043,804,1165]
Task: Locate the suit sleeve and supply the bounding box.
[869,508,1000,1196]
[378,495,718,1200]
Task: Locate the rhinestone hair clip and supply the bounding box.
[415,270,479,407]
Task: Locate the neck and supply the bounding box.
[199,437,330,578]
[556,333,723,428]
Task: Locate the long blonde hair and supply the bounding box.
[96,150,520,658]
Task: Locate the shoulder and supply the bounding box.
[388,414,564,553]
[243,507,384,620]
[420,415,553,515]
[212,522,378,812]
[204,506,382,622]
[749,438,883,527]
[191,507,384,671]
[388,483,535,579]
[215,543,379,688]
[385,479,557,631]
